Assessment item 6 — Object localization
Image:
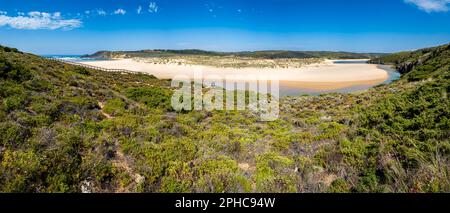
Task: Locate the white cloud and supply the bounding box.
[149,2,158,13]
[53,12,61,18]
[114,8,126,15]
[0,11,7,15]
[85,10,91,15]
[28,11,47,17]
[97,9,107,16]
[405,0,450,12]
[137,6,142,14]
[0,11,81,30]
[17,12,25,16]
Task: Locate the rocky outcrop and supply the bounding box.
[371,43,450,75]
[396,61,417,74]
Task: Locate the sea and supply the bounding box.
[41,55,103,62]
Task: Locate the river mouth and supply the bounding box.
[277,60,400,97]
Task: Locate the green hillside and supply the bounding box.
[0,44,448,192]
[369,44,450,80]
[84,49,385,60]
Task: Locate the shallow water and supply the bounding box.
[43,55,107,62]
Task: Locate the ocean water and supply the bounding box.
[42,55,102,62]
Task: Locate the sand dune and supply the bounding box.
[82,59,387,81]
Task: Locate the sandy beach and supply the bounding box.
[80,59,390,95]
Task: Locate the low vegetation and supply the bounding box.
[84,49,384,60]
[0,43,448,192]
[132,56,324,69]
[84,49,384,69]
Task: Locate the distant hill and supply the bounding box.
[83,49,385,60]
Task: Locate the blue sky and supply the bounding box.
[0,0,449,54]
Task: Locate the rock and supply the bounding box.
[238,163,250,171]
[135,174,145,185]
[320,116,332,121]
[81,180,93,193]
[397,61,416,74]
[312,166,324,173]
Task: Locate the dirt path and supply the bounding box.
[111,140,145,193]
[97,101,144,192]
[97,102,113,119]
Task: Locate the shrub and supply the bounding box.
[126,87,173,111]
[194,156,250,193]
[256,153,296,192]
[0,150,40,192]
[0,58,32,82]
[103,98,126,116]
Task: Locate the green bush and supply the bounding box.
[194,156,250,193]
[103,98,126,116]
[126,87,173,111]
[256,153,296,192]
[0,150,40,192]
[0,58,32,82]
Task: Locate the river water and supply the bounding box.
[278,60,400,97]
